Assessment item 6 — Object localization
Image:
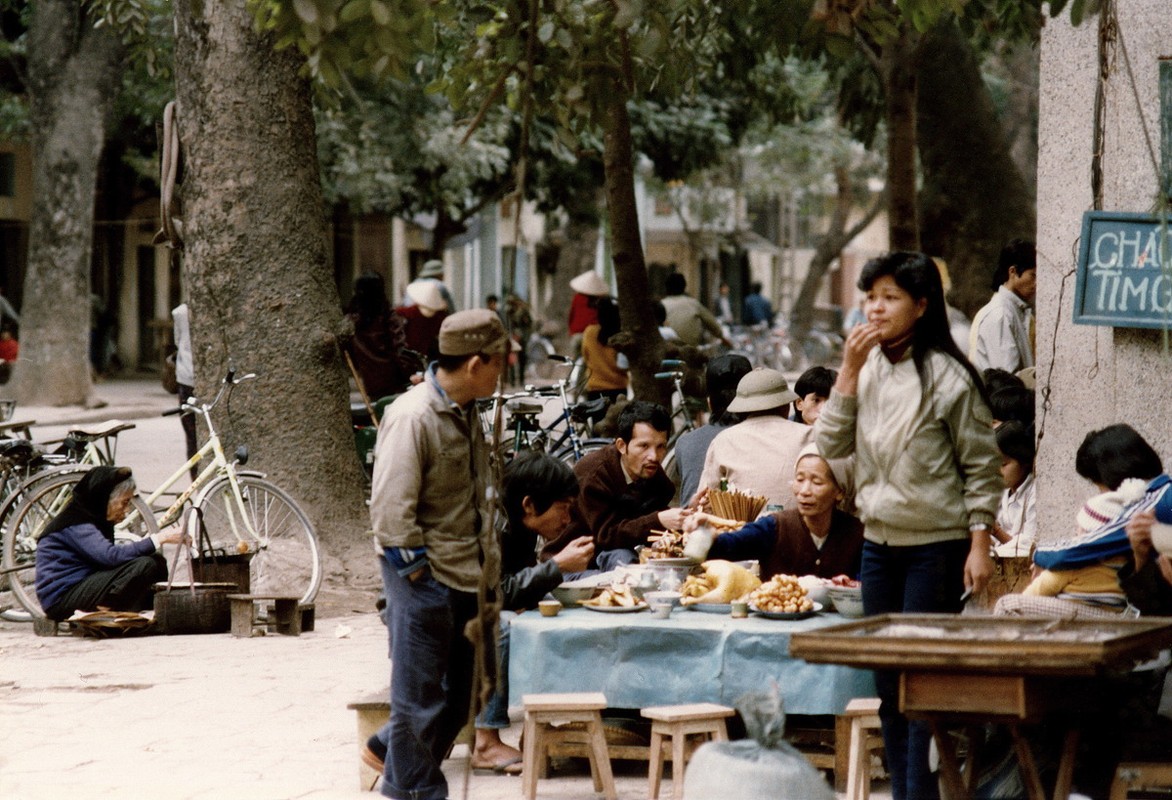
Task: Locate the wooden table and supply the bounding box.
[790,614,1172,800]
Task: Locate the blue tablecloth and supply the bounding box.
[508,607,875,714]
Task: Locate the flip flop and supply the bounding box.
[471,755,523,776]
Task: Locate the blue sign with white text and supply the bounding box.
[1074,211,1172,329]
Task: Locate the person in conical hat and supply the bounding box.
[567,270,610,336]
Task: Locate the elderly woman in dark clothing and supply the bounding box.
[35,466,185,621]
[688,447,863,581]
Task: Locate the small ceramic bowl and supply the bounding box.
[649,602,673,619]
[826,586,864,618]
[643,590,683,609]
[538,599,563,617]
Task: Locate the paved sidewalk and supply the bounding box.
[0,613,716,800]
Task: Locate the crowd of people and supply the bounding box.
[346,244,1169,800]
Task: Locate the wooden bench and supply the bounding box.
[641,703,734,800]
[227,594,301,637]
[1110,763,1172,799]
[346,692,473,791]
[522,692,617,800]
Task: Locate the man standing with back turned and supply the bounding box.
[367,308,512,800]
[969,239,1036,374]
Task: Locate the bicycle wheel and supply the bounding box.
[2,472,158,619]
[195,476,321,605]
[554,437,612,465]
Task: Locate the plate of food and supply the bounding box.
[582,601,649,613]
[684,603,734,614]
[579,582,645,612]
[750,601,823,620]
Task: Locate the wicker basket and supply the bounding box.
[973,556,1033,612]
[152,582,237,635]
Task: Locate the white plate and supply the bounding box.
[581,602,648,613]
[750,601,823,620]
[684,602,733,614]
[643,556,698,566]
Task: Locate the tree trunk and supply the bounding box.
[16,1,124,405]
[600,87,666,405]
[882,28,921,252]
[172,0,373,588]
[789,167,884,345]
[917,21,1036,317]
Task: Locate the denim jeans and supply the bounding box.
[475,611,516,730]
[376,556,478,800]
[595,547,638,573]
[861,538,969,800]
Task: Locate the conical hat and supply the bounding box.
[406,280,446,313]
[569,270,610,297]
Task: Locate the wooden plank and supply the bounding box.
[901,673,1029,718]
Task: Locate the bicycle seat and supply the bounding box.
[66,419,136,441]
[570,397,609,423]
[0,437,44,466]
[506,399,543,417]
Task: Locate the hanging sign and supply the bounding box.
[1074,211,1172,329]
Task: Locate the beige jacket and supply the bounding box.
[369,377,497,593]
[699,415,813,511]
[816,348,1000,546]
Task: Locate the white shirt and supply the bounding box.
[969,286,1033,373]
[172,303,194,386]
[994,473,1036,557]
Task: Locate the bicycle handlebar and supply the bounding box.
[162,407,183,417]
[654,371,683,380]
[660,359,684,368]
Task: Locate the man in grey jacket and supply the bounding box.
[366,309,512,800]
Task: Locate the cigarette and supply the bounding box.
[959,588,973,604]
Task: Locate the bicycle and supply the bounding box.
[1,368,320,619]
[656,359,698,478]
[478,355,612,465]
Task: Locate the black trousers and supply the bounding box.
[45,553,168,621]
[178,383,198,480]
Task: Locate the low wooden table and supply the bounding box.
[791,614,1172,800]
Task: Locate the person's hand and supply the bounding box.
[964,544,993,596]
[1127,509,1156,569]
[552,536,594,575]
[687,486,709,511]
[157,528,188,547]
[682,511,709,533]
[835,322,882,396]
[409,372,424,385]
[657,507,692,530]
[1158,554,1172,587]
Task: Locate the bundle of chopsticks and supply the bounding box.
[708,487,767,522]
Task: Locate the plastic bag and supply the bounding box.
[683,686,834,800]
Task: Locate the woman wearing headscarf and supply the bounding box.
[35,467,185,621]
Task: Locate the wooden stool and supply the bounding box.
[843,698,884,800]
[521,692,617,800]
[641,702,735,800]
[1109,763,1172,799]
[227,594,301,637]
[347,692,390,791]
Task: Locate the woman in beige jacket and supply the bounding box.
[817,251,1001,800]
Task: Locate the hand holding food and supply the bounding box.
[750,575,814,614]
[553,536,595,574]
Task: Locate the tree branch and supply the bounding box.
[460,63,516,145]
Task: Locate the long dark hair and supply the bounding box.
[1075,424,1163,489]
[345,273,392,329]
[858,251,988,405]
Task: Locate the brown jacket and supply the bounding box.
[542,446,675,559]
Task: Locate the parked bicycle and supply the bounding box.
[478,355,612,465]
[1,368,320,619]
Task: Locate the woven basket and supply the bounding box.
[973,556,1033,612]
[152,582,236,635]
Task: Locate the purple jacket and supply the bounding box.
[36,523,157,612]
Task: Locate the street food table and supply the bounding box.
[508,607,875,714]
[791,614,1172,800]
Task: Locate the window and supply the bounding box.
[0,153,14,198]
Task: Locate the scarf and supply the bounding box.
[38,466,133,542]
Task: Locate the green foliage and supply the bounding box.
[247,0,435,85]
[85,0,170,74]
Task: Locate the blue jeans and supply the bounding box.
[475,611,515,730]
[595,548,638,572]
[861,538,969,800]
[376,556,478,800]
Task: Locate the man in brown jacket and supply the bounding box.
[543,401,692,571]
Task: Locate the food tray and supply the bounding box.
[789,613,1172,676]
[581,602,648,614]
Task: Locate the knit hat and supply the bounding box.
[1076,478,1148,535]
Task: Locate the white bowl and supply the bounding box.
[826,586,865,618]
[550,586,598,607]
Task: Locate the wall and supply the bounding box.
[1035,2,1172,536]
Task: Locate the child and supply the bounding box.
[791,365,836,425]
[992,421,1036,557]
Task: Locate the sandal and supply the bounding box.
[471,755,523,775]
